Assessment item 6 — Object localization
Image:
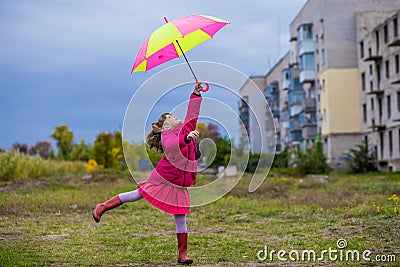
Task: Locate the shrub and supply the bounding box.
[346,139,377,173]
[0,151,85,181]
[291,142,332,176]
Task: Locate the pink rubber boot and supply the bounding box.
[92,195,122,223]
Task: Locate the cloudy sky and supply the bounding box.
[0,0,308,149]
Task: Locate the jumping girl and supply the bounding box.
[92,81,204,265]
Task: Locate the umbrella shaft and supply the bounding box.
[175,40,197,81]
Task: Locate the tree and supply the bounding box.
[51,125,74,160]
[205,123,221,140]
[211,137,231,168]
[146,145,164,168]
[12,143,28,154]
[346,139,377,173]
[28,141,53,159]
[91,131,124,169]
[196,122,208,142]
[71,139,90,162]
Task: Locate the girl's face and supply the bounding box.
[162,114,182,130]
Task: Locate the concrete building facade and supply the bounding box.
[356,10,400,171]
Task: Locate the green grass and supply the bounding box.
[0,172,399,266]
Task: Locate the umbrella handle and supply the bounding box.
[196,80,210,92]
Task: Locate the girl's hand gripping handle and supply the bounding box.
[195,80,210,93]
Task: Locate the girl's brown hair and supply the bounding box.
[146,112,170,153]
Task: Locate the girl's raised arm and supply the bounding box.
[182,82,203,132]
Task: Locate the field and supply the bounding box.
[0,169,399,266]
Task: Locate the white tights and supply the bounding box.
[118,189,188,233]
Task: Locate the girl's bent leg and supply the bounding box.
[92,190,143,223]
[119,189,143,203]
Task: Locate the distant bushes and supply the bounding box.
[0,151,85,181]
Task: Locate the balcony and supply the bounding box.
[288,90,304,106]
[282,79,290,90]
[298,39,314,56]
[300,69,315,83]
[388,38,400,47]
[366,90,384,96]
[364,51,382,62]
[271,109,280,118]
[282,69,290,90]
[300,112,317,126]
[290,130,302,142]
[391,78,400,85]
[368,120,386,131]
[302,98,316,112]
[302,125,317,140]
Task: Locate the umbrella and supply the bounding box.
[131,15,230,91]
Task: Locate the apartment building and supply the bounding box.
[264,52,290,152]
[239,53,290,154]
[239,76,268,153]
[288,0,400,170]
[239,0,400,171]
[356,10,400,171]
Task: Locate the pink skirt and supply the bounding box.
[137,174,190,214]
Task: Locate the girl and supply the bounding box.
[92,81,204,265]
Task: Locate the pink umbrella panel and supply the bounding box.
[131,15,230,74]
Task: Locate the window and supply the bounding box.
[370,81,373,91]
[397,92,400,112]
[394,17,398,37]
[322,79,326,92]
[375,30,380,53]
[321,49,325,65]
[380,132,384,159]
[369,65,373,75]
[320,19,325,37]
[387,95,391,119]
[389,130,393,158]
[297,24,313,42]
[363,104,367,122]
[361,72,366,91]
[371,98,374,110]
[323,109,327,124]
[377,64,381,86]
[395,54,399,73]
[385,60,390,78]
[360,41,364,58]
[378,97,383,119]
[384,24,388,44]
[299,53,315,70]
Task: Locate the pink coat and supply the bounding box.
[148,93,202,187]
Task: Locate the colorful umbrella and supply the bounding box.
[131,15,230,91]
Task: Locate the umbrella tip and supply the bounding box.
[163,16,168,23]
